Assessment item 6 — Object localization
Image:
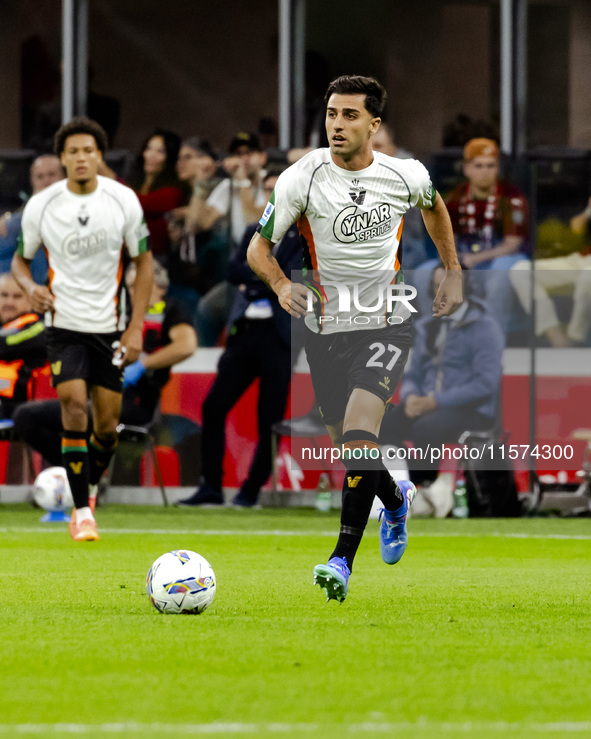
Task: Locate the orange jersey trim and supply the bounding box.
[394,216,404,272]
[297,214,318,272]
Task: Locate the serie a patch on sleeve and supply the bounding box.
[260,201,275,227]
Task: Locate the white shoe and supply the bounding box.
[422,473,454,518]
[410,487,435,517]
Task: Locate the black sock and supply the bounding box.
[330,430,382,572]
[376,467,404,512]
[62,430,90,509]
[89,433,118,486]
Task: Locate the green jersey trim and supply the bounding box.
[16,230,25,257]
[258,190,276,241]
[138,217,149,254]
[428,184,437,208]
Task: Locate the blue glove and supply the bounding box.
[123,360,146,388]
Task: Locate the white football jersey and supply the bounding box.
[18,176,149,333]
[258,148,436,333]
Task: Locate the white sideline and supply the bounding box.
[1,527,591,541]
[1,720,591,734]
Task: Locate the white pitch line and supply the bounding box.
[1,527,591,541]
[1,721,591,734]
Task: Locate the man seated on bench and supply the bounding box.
[0,272,47,421]
[379,265,504,516]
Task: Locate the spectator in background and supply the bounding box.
[257,116,279,151]
[379,265,504,516]
[371,122,427,269]
[188,132,267,251]
[166,137,226,328]
[129,129,189,264]
[0,154,64,283]
[13,261,197,467]
[509,196,591,347]
[177,169,301,509]
[189,132,268,346]
[414,138,528,335]
[0,273,47,420]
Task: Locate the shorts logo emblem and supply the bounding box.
[347,475,362,488]
[51,361,62,375]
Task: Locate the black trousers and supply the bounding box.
[379,402,493,485]
[201,318,292,494]
[13,393,155,468]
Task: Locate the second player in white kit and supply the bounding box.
[248,75,463,602]
[12,116,154,542]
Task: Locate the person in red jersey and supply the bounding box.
[130,129,189,264]
[414,138,528,337]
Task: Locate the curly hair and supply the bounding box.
[324,75,387,118]
[54,116,109,155]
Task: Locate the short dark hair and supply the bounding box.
[324,75,387,118]
[54,116,109,155]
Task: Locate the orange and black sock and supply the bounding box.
[62,431,90,509]
[330,430,382,570]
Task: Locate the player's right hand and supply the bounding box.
[275,279,310,318]
[28,284,54,314]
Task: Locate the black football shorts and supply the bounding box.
[46,327,124,393]
[304,321,412,426]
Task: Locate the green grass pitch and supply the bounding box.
[1,504,591,738]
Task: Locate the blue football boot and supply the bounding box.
[378,480,417,565]
[313,556,351,603]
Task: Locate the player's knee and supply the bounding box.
[94,431,118,450]
[60,395,88,429]
[94,416,119,440]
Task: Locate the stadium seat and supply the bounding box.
[270,405,336,493]
[457,387,517,516]
[104,422,169,506]
[0,418,37,490]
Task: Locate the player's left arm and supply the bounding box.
[121,250,154,366]
[120,189,155,365]
[421,192,463,316]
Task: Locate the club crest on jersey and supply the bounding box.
[349,178,366,205]
[333,204,392,244]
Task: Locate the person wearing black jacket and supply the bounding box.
[178,172,302,508]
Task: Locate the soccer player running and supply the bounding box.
[247,75,463,602]
[12,117,154,542]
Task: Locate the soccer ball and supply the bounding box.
[33,467,73,512]
[146,550,216,614]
